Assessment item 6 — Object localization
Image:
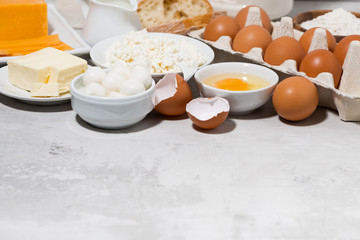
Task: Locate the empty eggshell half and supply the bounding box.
[186,97,230,129]
[152,73,193,116]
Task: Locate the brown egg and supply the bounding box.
[299,27,337,53]
[203,16,240,42]
[272,76,318,121]
[152,73,193,116]
[264,37,306,68]
[186,97,229,130]
[299,49,342,88]
[334,35,360,66]
[232,25,272,54]
[235,5,272,32]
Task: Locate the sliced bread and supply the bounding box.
[137,0,213,34]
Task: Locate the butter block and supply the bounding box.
[8,47,87,96]
[30,83,59,97]
[0,0,48,41]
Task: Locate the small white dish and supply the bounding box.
[71,71,155,129]
[194,62,279,115]
[90,32,215,79]
[0,4,91,65]
[0,66,70,105]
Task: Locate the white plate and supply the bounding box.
[0,4,90,65]
[0,66,70,105]
[90,32,215,78]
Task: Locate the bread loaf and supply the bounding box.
[137,0,213,34]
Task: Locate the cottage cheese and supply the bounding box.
[105,29,207,74]
[301,8,360,36]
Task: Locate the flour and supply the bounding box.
[300,8,360,35]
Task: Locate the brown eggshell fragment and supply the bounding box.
[152,73,193,116]
[272,76,319,121]
[299,27,337,53]
[186,97,230,129]
[334,35,360,66]
[203,16,240,42]
[264,36,306,69]
[299,49,342,88]
[232,25,272,54]
[235,5,272,32]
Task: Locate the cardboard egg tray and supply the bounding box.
[189,15,360,121]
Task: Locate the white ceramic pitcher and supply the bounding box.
[82,0,142,46]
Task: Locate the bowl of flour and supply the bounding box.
[293,8,360,42]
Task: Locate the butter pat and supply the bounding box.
[30,83,59,97]
[8,47,87,97]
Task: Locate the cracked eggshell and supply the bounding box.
[152,73,193,116]
[186,97,230,129]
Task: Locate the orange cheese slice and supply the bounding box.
[0,0,48,41]
[0,34,74,56]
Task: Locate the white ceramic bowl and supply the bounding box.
[71,73,155,129]
[194,62,279,115]
[90,32,215,79]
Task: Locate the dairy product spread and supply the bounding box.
[8,47,87,97]
[0,0,48,41]
[105,29,207,74]
[30,83,60,97]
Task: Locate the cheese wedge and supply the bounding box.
[8,47,87,97]
[0,0,48,41]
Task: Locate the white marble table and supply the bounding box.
[1,1,360,239]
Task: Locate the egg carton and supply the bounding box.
[188,16,360,121]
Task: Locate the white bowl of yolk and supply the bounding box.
[194,62,279,115]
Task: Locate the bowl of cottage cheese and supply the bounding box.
[90,29,214,79]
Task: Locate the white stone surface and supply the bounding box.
[1,77,360,239]
[1,1,360,239]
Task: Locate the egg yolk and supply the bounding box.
[203,73,270,91]
[214,78,249,91]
